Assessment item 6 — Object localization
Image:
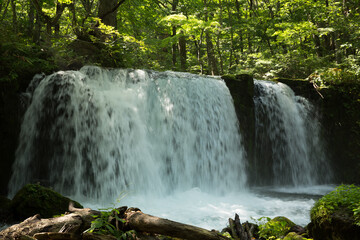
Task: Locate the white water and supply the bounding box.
[253,80,332,186]
[9,66,246,199]
[83,185,334,230]
[8,67,333,230]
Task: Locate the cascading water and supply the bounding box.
[8,68,334,230]
[8,66,247,200]
[253,80,332,186]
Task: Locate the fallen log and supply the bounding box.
[125,208,229,240]
[1,205,230,240]
[0,205,100,240]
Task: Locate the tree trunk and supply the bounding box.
[10,0,17,32]
[33,11,41,44]
[195,37,204,74]
[0,0,10,24]
[125,209,229,240]
[172,26,177,69]
[203,0,219,75]
[216,32,224,74]
[98,0,125,27]
[178,32,187,71]
[171,0,179,70]
[205,31,219,75]
[28,0,35,35]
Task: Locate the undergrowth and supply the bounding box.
[310,184,360,226]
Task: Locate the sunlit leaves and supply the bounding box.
[272,21,316,45]
[160,14,187,27]
[58,0,73,4]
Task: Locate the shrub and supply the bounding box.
[310,184,360,226]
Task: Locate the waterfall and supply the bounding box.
[8,66,247,200]
[253,80,332,186]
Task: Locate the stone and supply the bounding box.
[0,195,12,222]
[222,74,255,173]
[10,184,83,221]
[308,207,360,240]
[260,216,296,239]
[283,232,307,240]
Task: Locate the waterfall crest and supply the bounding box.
[8,66,247,199]
[253,80,332,186]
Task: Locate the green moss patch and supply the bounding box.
[310,184,360,226]
[11,184,83,220]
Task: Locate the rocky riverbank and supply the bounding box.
[2,184,359,240]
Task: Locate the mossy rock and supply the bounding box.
[309,185,360,240]
[259,216,296,239]
[10,184,83,221]
[283,232,307,240]
[270,216,296,229]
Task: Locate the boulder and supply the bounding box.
[308,207,360,240]
[283,232,307,240]
[259,216,296,239]
[0,196,12,222]
[10,184,83,221]
[308,185,360,240]
[222,74,255,172]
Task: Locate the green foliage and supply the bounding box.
[1,0,359,81]
[309,68,359,87]
[85,206,136,240]
[255,216,295,240]
[310,185,360,226]
[84,193,135,240]
[283,232,312,240]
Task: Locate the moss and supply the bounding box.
[309,185,360,240]
[10,184,83,220]
[258,216,296,239]
[310,185,360,226]
[283,232,309,240]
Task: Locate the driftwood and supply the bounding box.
[0,205,100,240]
[1,204,230,240]
[124,208,229,240]
[226,214,257,240]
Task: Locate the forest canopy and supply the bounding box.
[0,0,359,85]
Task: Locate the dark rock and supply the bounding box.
[222,74,255,176]
[10,184,83,221]
[289,225,306,235]
[275,77,320,101]
[308,207,360,240]
[319,83,360,184]
[0,195,12,223]
[0,80,22,196]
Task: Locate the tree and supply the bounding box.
[98,0,126,28]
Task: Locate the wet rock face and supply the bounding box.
[0,81,22,196]
[222,74,255,173]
